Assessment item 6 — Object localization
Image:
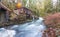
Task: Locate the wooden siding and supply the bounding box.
[0,11,6,23]
[10,7,33,21]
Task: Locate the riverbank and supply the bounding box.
[0,19,32,28]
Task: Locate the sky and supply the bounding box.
[53,0,57,3]
[52,0,57,6]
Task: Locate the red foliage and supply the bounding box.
[44,13,60,28]
[42,27,56,37]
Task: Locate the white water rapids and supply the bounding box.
[0,17,46,37]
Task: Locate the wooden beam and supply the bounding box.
[0,2,11,11]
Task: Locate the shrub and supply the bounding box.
[44,12,60,28]
[44,12,60,36]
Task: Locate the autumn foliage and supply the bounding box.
[44,13,60,28]
[44,13,60,36]
[42,27,56,37]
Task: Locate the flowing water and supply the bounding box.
[0,17,46,37]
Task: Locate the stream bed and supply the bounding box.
[0,17,46,37]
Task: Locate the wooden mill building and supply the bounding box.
[0,2,11,24]
[0,2,34,26]
[11,7,33,21]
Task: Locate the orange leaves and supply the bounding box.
[16,2,22,9]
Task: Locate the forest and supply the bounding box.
[1,0,59,17]
[0,0,60,37]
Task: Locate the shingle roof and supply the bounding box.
[0,2,11,11]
